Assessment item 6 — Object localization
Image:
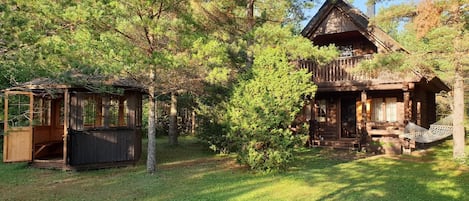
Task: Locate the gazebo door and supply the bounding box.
[3,91,34,162]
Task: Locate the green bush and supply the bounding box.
[197,25,337,172]
[225,25,325,172]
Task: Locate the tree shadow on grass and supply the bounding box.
[1,137,467,201]
[293,144,469,201]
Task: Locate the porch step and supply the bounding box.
[313,139,360,150]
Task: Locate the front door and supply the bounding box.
[340,97,357,138]
[3,91,34,162]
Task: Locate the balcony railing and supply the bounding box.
[299,55,373,82]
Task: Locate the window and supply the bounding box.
[33,98,51,126]
[7,94,32,127]
[338,45,354,57]
[106,96,127,127]
[77,93,131,129]
[83,96,99,127]
[372,97,397,122]
[385,98,397,122]
[317,99,327,122]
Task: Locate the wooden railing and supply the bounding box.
[299,55,373,82]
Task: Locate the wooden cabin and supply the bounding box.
[2,77,143,170]
[299,0,450,154]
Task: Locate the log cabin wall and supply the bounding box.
[426,91,437,125]
[313,90,409,140]
[411,85,437,128]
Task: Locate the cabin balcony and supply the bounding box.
[299,54,373,83]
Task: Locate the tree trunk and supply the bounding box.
[191,110,196,135]
[453,72,466,159]
[147,85,157,173]
[168,92,178,145]
[245,0,255,69]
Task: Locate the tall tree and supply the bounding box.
[370,0,469,160]
[29,0,220,173]
[226,24,337,172]
[0,0,75,88]
[193,0,338,171]
[91,0,220,173]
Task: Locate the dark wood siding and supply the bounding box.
[68,128,140,165]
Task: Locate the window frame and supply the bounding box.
[371,97,398,123]
[316,99,327,123]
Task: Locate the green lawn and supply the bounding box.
[0,137,468,201]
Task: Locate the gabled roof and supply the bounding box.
[301,0,407,53]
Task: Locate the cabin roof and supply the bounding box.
[301,0,407,53]
[4,74,144,93]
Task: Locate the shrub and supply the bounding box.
[225,25,322,172]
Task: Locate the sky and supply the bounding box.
[301,0,413,27]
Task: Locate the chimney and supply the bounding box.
[367,2,376,18]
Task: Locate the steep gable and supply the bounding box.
[315,7,360,35]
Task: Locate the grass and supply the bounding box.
[0,136,468,201]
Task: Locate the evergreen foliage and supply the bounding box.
[225,25,336,172]
[194,1,337,172]
[1,0,340,172]
[369,0,469,160]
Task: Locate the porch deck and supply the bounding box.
[299,55,373,83]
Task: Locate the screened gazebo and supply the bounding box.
[2,78,143,170]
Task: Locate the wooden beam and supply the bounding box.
[63,89,69,164]
[403,91,410,121]
[316,82,414,92]
[361,90,367,143]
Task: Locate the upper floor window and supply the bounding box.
[338,45,354,57]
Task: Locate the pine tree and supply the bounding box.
[194,0,338,171]
[371,0,469,160]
